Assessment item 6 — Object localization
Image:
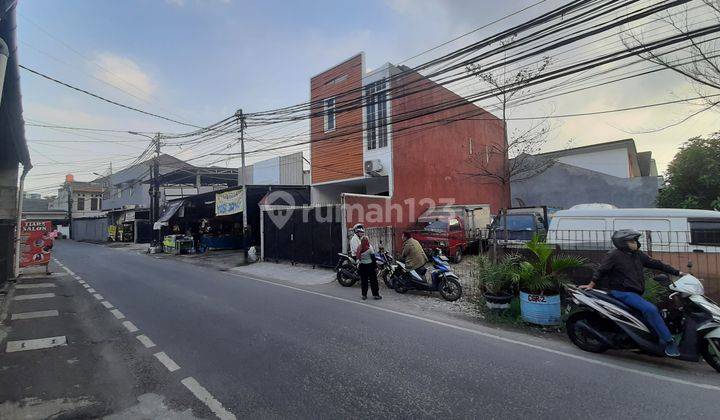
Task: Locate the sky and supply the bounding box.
[17,0,719,195]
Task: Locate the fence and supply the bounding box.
[451,229,720,301]
[364,226,395,255]
[261,205,343,268]
[71,218,108,242]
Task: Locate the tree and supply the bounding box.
[466,50,555,206]
[624,1,720,119]
[657,133,720,209]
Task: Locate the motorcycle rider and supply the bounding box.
[580,229,684,357]
[401,231,429,281]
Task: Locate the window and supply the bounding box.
[77,197,85,211]
[365,81,388,150]
[91,197,99,211]
[690,221,720,245]
[324,98,336,132]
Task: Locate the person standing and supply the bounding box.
[354,226,381,300]
[349,223,363,256]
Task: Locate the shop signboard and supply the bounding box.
[19,220,54,268]
[215,189,243,216]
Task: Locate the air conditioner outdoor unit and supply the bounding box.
[364,159,385,176]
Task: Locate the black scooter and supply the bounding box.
[336,253,359,287]
[565,272,720,372]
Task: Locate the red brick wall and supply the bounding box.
[389,70,508,236]
[310,54,364,184]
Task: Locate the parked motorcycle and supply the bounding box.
[391,249,463,301]
[336,253,360,287]
[337,249,396,289]
[374,249,397,290]
[565,272,720,372]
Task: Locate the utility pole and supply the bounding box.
[236,109,248,256]
[152,133,161,243]
[67,180,73,240]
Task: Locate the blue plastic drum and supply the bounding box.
[520,292,561,325]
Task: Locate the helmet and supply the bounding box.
[352,223,365,234]
[611,229,642,251]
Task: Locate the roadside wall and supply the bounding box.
[511,160,659,209]
[71,218,108,242]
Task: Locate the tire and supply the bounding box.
[700,337,720,373]
[439,277,462,301]
[452,247,463,263]
[566,312,610,354]
[381,271,394,289]
[336,262,357,287]
[393,277,408,294]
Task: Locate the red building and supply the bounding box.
[309,53,508,248]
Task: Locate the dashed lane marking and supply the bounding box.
[87,288,96,293]
[15,283,56,289]
[93,293,104,300]
[181,377,236,420]
[100,301,114,309]
[110,309,125,320]
[62,267,75,276]
[13,293,55,301]
[78,280,86,284]
[6,336,67,352]
[154,352,180,372]
[73,275,81,280]
[82,284,90,289]
[122,321,139,333]
[136,335,156,348]
[11,310,59,320]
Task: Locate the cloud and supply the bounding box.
[93,53,156,101]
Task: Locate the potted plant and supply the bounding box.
[516,235,585,325]
[476,255,519,311]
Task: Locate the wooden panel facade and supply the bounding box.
[310,54,365,184]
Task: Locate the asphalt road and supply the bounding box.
[49,240,720,419]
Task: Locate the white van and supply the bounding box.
[547,204,720,253]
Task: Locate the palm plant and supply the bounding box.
[516,234,586,295]
[476,255,519,296]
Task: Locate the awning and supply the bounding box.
[154,200,184,230]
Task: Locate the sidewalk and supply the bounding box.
[231,262,336,285]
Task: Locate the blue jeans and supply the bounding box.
[610,290,672,343]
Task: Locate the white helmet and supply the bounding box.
[352,223,365,234]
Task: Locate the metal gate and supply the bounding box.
[262,205,342,268]
[71,218,108,242]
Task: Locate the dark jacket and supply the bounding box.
[592,249,679,294]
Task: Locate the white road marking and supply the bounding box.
[122,321,139,333]
[93,293,104,300]
[78,280,86,284]
[110,309,125,319]
[6,336,67,352]
[13,293,55,301]
[230,271,720,392]
[154,352,180,372]
[15,283,56,289]
[11,310,59,320]
[62,267,75,276]
[100,301,114,309]
[82,284,90,289]
[73,275,81,280]
[181,377,236,420]
[87,288,96,293]
[136,335,156,348]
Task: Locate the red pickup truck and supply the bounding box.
[407,205,491,263]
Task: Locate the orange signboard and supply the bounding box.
[19,220,54,268]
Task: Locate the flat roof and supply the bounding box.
[553,208,720,219]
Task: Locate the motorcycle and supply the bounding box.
[391,249,463,301]
[565,272,720,373]
[337,249,396,289]
[336,252,360,287]
[374,249,397,290]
